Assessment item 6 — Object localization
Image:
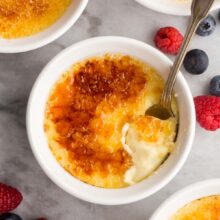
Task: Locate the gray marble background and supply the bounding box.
[0,0,220,219]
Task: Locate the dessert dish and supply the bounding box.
[27,37,195,204]
[150,179,220,220]
[0,0,88,53]
[44,54,178,188]
[135,0,220,16]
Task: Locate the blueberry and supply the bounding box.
[209,75,220,96]
[183,49,209,74]
[0,213,22,220]
[196,15,216,36]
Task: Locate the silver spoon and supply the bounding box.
[146,0,215,120]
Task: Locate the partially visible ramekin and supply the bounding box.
[0,0,88,53]
[136,0,220,16]
[26,36,195,205]
[150,179,220,219]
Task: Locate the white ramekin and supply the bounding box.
[150,179,220,219]
[136,0,220,16]
[26,36,195,205]
[0,0,88,53]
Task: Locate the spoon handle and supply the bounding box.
[160,0,215,110]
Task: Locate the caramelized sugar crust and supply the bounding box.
[45,55,147,188]
[0,0,71,38]
[131,115,177,144]
[171,196,220,220]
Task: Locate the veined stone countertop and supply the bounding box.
[0,0,220,219]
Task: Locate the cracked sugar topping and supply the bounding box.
[45,55,147,188]
[0,0,71,39]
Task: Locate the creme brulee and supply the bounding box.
[171,196,220,220]
[44,54,178,188]
[0,0,72,39]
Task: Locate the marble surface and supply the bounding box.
[0,0,220,219]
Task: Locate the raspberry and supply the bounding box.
[37,218,48,220]
[0,183,23,213]
[154,27,183,55]
[194,96,220,131]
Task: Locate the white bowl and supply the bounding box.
[150,179,220,219]
[26,36,195,205]
[136,0,220,16]
[0,0,88,53]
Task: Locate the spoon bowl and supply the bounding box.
[145,104,173,120]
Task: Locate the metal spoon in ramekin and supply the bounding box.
[146,0,215,120]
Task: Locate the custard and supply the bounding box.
[171,196,220,220]
[0,0,72,39]
[44,54,178,188]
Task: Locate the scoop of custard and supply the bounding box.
[44,54,178,188]
[123,115,177,184]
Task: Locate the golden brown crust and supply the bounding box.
[0,0,71,38]
[45,55,147,186]
[171,196,220,220]
[0,0,48,20]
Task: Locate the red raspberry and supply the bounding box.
[194,96,220,131]
[37,218,48,220]
[154,27,183,55]
[0,183,23,213]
